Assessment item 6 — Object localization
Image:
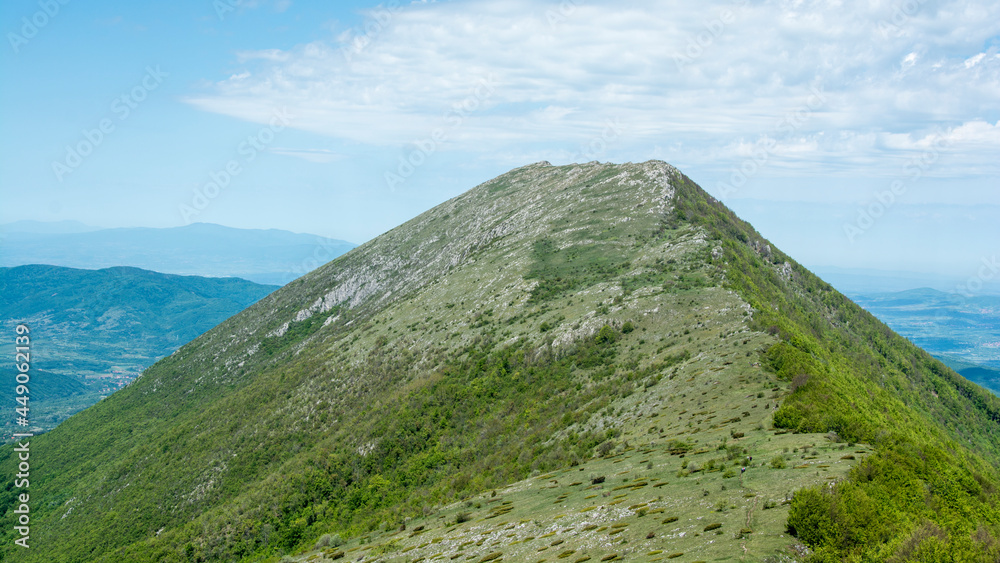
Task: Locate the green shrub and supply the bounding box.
[596,325,617,344]
[772,405,802,429]
[786,488,834,547]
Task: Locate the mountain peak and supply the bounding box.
[275,160,681,329]
[5,161,1000,563]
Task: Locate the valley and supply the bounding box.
[0,265,278,435]
[847,288,1000,395]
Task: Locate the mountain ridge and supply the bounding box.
[2,161,999,563]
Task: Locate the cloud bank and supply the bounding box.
[185,0,1000,177]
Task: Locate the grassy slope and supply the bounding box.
[670,177,1000,561]
[1,162,998,563]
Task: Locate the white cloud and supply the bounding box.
[185,0,1000,178]
[882,121,1000,149]
[965,52,987,68]
[943,119,1000,144]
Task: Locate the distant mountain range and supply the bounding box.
[0,222,356,285]
[811,265,1000,295]
[0,264,278,435]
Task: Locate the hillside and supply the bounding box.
[2,161,999,563]
[937,354,1000,398]
[0,265,277,434]
[846,289,1000,395]
[0,223,355,285]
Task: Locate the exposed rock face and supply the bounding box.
[174,161,684,388]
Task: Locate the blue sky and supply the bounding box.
[1,0,998,279]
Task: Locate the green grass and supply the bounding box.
[2,161,999,563]
[669,173,1000,561]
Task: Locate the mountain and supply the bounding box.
[0,265,278,435]
[0,222,356,285]
[2,161,999,563]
